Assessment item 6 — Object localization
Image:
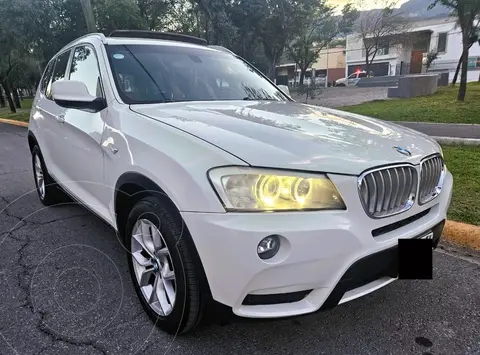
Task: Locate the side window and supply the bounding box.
[358,72,367,78]
[46,50,71,99]
[39,61,54,94]
[348,73,356,79]
[69,45,103,97]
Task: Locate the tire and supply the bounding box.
[31,146,68,206]
[124,196,207,334]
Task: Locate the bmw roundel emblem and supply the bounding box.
[393,146,411,156]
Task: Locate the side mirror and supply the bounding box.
[51,80,107,112]
[277,84,290,96]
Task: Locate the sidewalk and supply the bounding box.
[395,122,480,139]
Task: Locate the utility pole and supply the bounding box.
[325,43,329,88]
[80,0,96,33]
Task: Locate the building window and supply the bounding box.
[438,32,447,53]
[362,40,389,57]
[377,44,389,56]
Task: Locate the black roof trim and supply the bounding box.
[108,30,207,46]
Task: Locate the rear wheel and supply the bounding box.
[124,196,207,334]
[31,146,68,206]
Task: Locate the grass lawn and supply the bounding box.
[442,145,480,226]
[0,97,33,122]
[342,82,480,124]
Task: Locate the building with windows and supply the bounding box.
[275,45,346,86]
[345,17,480,82]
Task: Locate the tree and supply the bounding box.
[95,0,146,34]
[449,30,479,86]
[430,0,480,101]
[0,86,5,107]
[356,0,410,75]
[260,0,324,80]
[0,0,36,112]
[287,3,358,85]
[260,0,292,80]
[136,0,174,30]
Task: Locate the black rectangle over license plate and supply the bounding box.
[398,234,433,279]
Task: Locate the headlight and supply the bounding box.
[208,167,346,212]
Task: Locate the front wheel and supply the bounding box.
[124,196,207,334]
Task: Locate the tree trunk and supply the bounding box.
[457,41,469,101]
[1,82,16,113]
[267,54,277,81]
[12,87,21,109]
[365,54,370,77]
[0,86,5,107]
[451,53,463,86]
[299,69,306,85]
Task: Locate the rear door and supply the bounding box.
[37,49,72,179]
[30,59,55,156]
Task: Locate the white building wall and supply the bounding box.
[346,17,480,81]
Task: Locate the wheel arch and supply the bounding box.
[114,171,213,296]
[28,130,39,152]
[114,172,175,236]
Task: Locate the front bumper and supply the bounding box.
[182,170,453,318]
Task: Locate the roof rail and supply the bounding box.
[59,33,107,52]
[108,30,207,46]
[207,45,235,55]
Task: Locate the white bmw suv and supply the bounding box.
[28,30,453,334]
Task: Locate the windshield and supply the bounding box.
[105,44,287,104]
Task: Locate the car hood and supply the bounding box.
[131,101,441,175]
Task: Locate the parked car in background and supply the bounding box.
[28,31,452,335]
[334,70,368,87]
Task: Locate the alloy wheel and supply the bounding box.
[131,218,176,316]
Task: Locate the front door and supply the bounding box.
[410,50,424,74]
[55,44,110,222]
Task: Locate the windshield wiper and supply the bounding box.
[243,97,276,101]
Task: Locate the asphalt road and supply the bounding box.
[1,122,479,355]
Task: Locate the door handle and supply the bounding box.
[55,114,65,123]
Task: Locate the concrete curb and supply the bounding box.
[0,118,28,127]
[443,220,480,250]
[396,121,480,140]
[433,136,480,145]
[398,121,480,128]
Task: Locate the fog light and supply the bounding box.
[257,235,280,260]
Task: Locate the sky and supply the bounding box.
[328,0,409,10]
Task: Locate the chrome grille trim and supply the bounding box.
[419,154,445,205]
[358,164,418,219]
